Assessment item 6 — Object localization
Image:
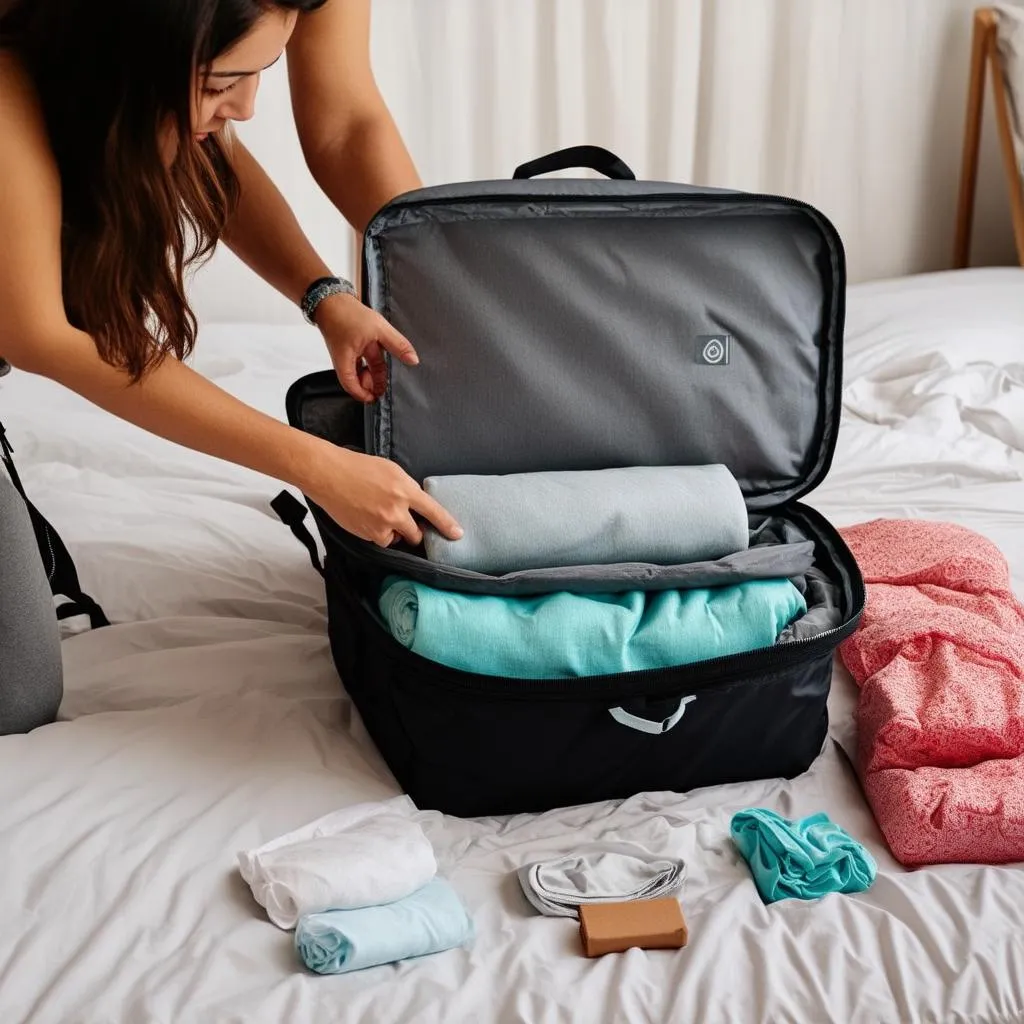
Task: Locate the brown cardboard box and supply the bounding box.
[578,898,688,957]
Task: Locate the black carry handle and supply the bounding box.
[513,146,636,181]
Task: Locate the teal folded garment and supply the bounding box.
[295,878,473,975]
[379,577,806,679]
[730,808,877,905]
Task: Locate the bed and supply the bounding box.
[1,266,1022,1024]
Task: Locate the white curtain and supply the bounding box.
[195,0,1018,323]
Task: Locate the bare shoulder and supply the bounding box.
[0,50,58,182]
[0,49,41,126]
[289,0,371,68]
[293,0,364,30]
[0,49,66,345]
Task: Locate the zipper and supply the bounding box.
[362,188,846,509]
[373,187,842,225]
[322,501,865,702]
[40,522,58,582]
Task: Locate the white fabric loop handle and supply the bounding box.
[608,695,697,735]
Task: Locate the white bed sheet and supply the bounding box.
[1,267,1023,1024]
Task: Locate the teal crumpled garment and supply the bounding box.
[295,879,473,975]
[379,576,805,679]
[730,808,877,904]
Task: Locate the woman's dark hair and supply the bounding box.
[0,0,325,379]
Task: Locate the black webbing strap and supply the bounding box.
[271,490,325,576]
[0,419,110,629]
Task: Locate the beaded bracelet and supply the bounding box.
[300,276,356,326]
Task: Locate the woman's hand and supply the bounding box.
[303,440,462,548]
[213,142,415,404]
[315,292,418,403]
[304,296,460,547]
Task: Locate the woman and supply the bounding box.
[0,0,462,734]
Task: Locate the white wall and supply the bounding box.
[190,0,1019,325]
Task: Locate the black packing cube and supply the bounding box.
[279,146,865,819]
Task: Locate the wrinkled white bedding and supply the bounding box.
[1,267,1023,1024]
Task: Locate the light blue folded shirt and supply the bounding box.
[379,577,806,679]
[730,808,877,905]
[295,878,473,975]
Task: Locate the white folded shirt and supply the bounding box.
[237,796,437,930]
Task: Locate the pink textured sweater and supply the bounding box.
[839,519,1024,866]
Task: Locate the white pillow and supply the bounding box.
[844,267,1024,384]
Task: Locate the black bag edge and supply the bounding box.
[0,420,109,630]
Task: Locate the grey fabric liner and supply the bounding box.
[363,190,842,511]
[368,537,813,597]
[337,511,815,598]
[778,568,843,643]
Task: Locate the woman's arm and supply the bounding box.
[0,54,460,548]
[286,0,420,233]
[219,135,335,307]
[221,137,416,403]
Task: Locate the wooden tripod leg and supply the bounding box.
[953,9,996,269]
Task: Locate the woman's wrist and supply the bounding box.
[283,428,359,502]
[283,428,328,493]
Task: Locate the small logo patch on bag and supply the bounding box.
[696,335,731,365]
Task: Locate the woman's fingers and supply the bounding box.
[357,363,376,398]
[337,358,375,404]
[363,342,389,397]
[409,489,463,541]
[376,320,420,367]
[394,514,424,548]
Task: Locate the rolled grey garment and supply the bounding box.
[423,464,749,575]
[517,843,687,919]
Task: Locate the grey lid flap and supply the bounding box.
[362,175,845,510]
